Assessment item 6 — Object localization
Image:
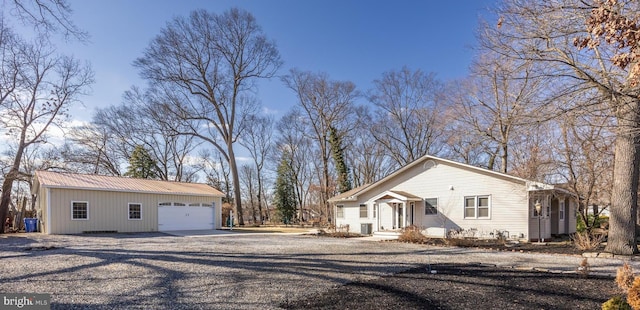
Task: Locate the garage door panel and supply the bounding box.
[158,206,214,231]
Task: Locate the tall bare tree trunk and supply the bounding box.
[227,144,244,226]
[605,99,640,254]
[0,145,24,233]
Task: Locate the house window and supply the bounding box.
[425,198,438,215]
[128,203,142,220]
[359,204,368,218]
[71,201,88,220]
[336,205,344,218]
[464,196,490,219]
[559,201,565,220]
[373,204,377,218]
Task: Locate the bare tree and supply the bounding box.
[346,106,395,186]
[367,66,446,166]
[275,110,314,222]
[239,114,273,224]
[0,35,93,233]
[134,8,281,225]
[7,0,89,41]
[282,69,359,223]
[554,108,614,229]
[486,0,640,254]
[86,87,202,181]
[197,150,233,205]
[452,55,542,173]
[239,164,258,224]
[61,124,123,175]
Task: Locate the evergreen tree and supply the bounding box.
[125,145,159,179]
[329,126,352,193]
[273,153,297,224]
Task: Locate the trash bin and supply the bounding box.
[24,218,38,232]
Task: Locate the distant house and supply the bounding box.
[328,155,577,241]
[33,171,223,234]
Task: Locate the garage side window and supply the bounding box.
[128,203,142,220]
[71,201,88,220]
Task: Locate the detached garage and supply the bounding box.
[33,170,224,234]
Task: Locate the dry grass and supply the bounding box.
[627,277,640,309]
[570,231,605,251]
[617,263,636,293]
[398,226,428,243]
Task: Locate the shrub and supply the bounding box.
[577,214,605,233]
[628,277,640,310]
[602,296,632,310]
[398,225,428,243]
[617,263,635,293]
[571,231,605,251]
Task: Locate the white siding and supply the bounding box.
[356,159,530,238]
[335,203,370,233]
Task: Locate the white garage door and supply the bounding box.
[158,205,214,231]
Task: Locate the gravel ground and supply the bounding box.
[1,232,637,309]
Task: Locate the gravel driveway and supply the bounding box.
[1,232,637,309]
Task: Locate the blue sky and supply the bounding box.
[48,0,496,122]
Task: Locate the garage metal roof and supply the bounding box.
[34,170,224,197]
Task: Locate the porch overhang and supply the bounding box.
[373,190,423,203]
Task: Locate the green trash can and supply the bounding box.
[24,218,38,232]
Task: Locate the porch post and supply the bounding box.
[403,202,407,228]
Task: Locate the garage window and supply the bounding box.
[71,201,88,220]
[128,203,142,220]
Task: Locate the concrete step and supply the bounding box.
[373,231,401,239]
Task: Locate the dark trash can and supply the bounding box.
[24,218,38,232]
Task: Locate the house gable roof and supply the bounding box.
[328,155,564,203]
[328,184,370,203]
[34,170,224,197]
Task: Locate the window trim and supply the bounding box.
[359,204,368,218]
[559,201,565,221]
[424,198,438,215]
[373,203,377,218]
[463,195,491,219]
[128,203,142,220]
[336,205,344,218]
[71,201,89,220]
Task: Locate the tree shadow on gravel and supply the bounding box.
[1,236,432,309]
[281,263,618,310]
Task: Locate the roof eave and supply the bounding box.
[41,184,224,197]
